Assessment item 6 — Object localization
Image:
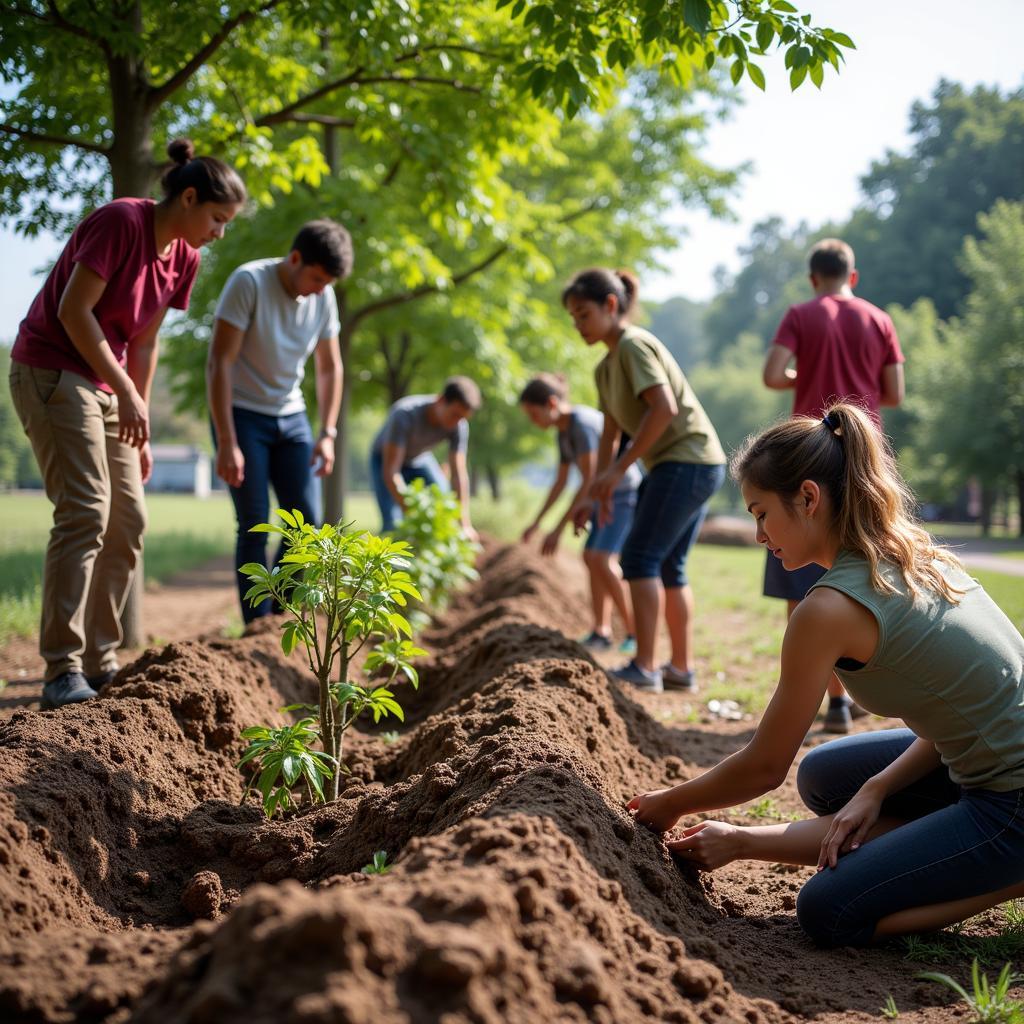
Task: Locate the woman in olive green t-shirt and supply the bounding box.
[629,402,1024,947]
[562,268,725,696]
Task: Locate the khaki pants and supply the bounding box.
[9,363,146,681]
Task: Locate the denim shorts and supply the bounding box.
[619,461,725,586]
[796,729,1024,947]
[763,551,827,601]
[586,488,636,553]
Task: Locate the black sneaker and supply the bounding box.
[823,697,853,734]
[661,663,697,692]
[86,670,117,690]
[41,672,98,710]
[610,660,664,693]
[580,631,613,651]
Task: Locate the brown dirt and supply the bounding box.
[0,542,1010,1023]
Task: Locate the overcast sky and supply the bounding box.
[1,0,1021,337]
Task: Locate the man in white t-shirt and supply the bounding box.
[207,219,351,622]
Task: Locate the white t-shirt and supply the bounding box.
[214,258,340,417]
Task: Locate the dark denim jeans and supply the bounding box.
[370,448,447,532]
[619,461,725,586]
[223,407,319,622]
[796,729,1024,946]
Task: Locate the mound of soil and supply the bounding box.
[0,541,968,1023]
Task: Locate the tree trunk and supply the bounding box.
[1017,468,1024,538]
[979,485,995,537]
[486,465,501,500]
[107,23,155,648]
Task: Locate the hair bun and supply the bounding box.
[166,137,195,165]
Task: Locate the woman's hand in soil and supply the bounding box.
[666,821,743,871]
[628,788,683,834]
[817,786,883,870]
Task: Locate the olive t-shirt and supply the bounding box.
[594,325,724,467]
[812,549,1024,791]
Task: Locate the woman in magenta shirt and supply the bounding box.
[10,138,245,709]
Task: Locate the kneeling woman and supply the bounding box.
[629,403,1024,946]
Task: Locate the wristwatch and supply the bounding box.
[319,425,338,440]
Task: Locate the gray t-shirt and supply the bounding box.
[558,405,641,494]
[373,394,468,463]
[214,258,340,416]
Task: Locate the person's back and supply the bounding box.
[775,293,901,419]
[762,238,905,732]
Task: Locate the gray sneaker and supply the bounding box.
[823,698,853,734]
[611,660,664,693]
[41,672,98,710]
[661,663,697,692]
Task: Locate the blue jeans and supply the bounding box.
[796,729,1024,947]
[222,407,319,623]
[370,448,448,532]
[619,461,725,586]
[586,488,636,553]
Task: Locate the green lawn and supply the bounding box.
[2,492,1022,656]
[0,491,375,644]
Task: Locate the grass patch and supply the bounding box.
[901,900,1024,970]
[971,570,1024,634]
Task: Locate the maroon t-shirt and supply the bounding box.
[12,198,200,391]
[773,294,904,420]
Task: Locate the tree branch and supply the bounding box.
[0,121,109,155]
[346,198,606,328]
[279,113,357,128]
[254,69,367,127]
[393,43,510,65]
[147,0,286,109]
[349,74,482,94]
[2,0,111,52]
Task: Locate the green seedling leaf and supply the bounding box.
[361,850,392,875]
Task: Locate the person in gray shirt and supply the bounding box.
[371,376,481,537]
[207,219,351,621]
[519,372,639,653]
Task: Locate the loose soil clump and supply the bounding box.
[0,544,979,1023]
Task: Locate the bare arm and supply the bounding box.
[57,262,150,447]
[449,449,473,532]
[381,441,408,508]
[561,447,597,529]
[763,344,796,390]
[311,334,343,477]
[879,363,905,407]
[207,319,246,487]
[126,308,167,484]
[523,461,570,541]
[629,591,850,831]
[591,384,675,519]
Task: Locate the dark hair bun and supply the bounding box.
[166,138,195,165]
[616,268,640,302]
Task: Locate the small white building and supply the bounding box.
[147,445,212,497]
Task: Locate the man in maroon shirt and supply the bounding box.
[762,238,904,732]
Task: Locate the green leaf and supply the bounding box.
[755,21,774,52]
[275,508,298,528]
[747,63,766,90]
[789,64,807,89]
[682,0,711,34]
[830,31,856,49]
[730,60,743,85]
[810,61,823,88]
